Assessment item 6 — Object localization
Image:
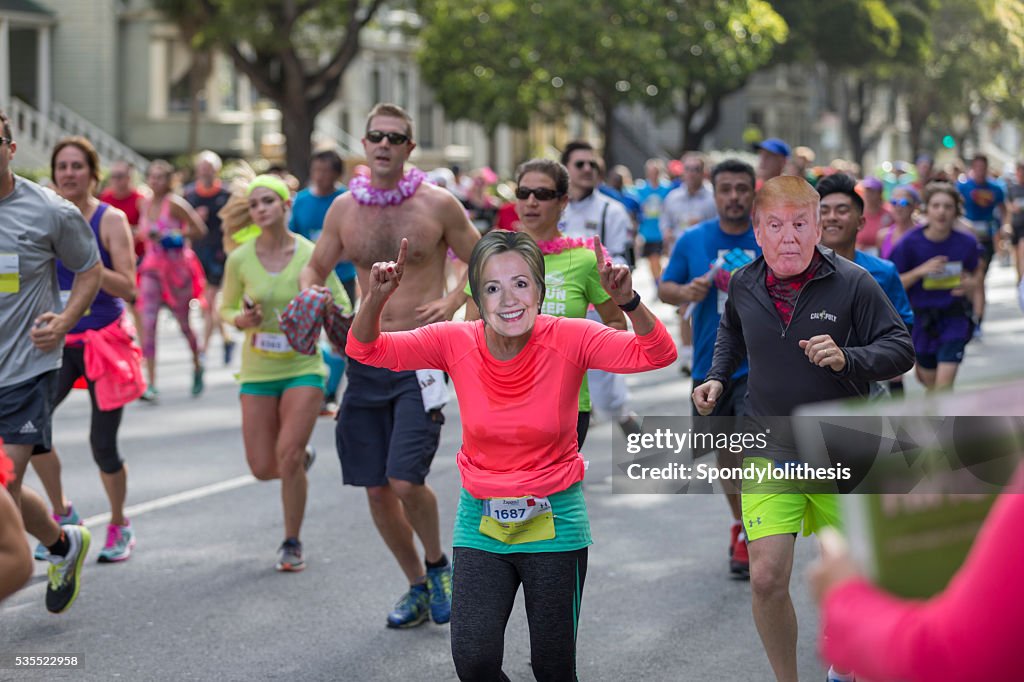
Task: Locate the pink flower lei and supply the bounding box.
[349,167,426,206]
[535,235,609,260]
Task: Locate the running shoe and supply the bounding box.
[276,538,305,572]
[223,339,236,366]
[386,583,430,628]
[46,524,91,614]
[191,366,205,396]
[426,562,453,624]
[97,521,135,563]
[140,387,159,403]
[731,531,750,578]
[826,667,856,682]
[319,400,338,418]
[304,445,316,472]
[34,503,81,561]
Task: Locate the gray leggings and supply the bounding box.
[451,546,587,682]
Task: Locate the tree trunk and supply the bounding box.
[282,111,314,184]
[685,95,723,152]
[187,51,212,158]
[842,75,868,171]
[601,97,618,168]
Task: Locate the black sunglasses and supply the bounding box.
[366,130,410,145]
[573,160,599,171]
[516,186,563,201]
[0,137,11,146]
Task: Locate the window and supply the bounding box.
[396,71,409,110]
[418,103,434,148]
[167,40,205,114]
[371,68,383,104]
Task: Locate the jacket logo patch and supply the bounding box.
[809,309,838,322]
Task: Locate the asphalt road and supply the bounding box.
[2,260,1021,681]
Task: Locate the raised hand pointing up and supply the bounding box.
[593,235,634,306]
[369,238,408,301]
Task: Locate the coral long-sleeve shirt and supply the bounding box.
[346,315,676,499]
[821,463,1024,682]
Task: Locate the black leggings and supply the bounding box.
[451,546,588,682]
[56,345,124,474]
[576,411,590,451]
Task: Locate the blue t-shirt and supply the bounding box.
[662,218,761,379]
[631,182,672,243]
[289,186,355,281]
[853,250,914,327]
[957,178,1004,223]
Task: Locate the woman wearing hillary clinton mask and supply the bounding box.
[220,175,350,572]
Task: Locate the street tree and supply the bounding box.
[418,0,667,166]
[154,0,388,181]
[655,0,787,152]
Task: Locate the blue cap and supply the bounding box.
[755,138,791,158]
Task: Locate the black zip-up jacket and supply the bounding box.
[707,246,914,419]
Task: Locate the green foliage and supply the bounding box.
[153,0,386,178]
[417,0,787,143]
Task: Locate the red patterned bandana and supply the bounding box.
[764,250,823,326]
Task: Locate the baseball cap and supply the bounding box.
[861,176,884,191]
[754,138,791,158]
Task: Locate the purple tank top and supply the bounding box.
[57,203,125,332]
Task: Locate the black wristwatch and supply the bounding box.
[617,290,641,312]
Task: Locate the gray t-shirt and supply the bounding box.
[0,175,100,385]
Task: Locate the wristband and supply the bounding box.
[617,290,641,312]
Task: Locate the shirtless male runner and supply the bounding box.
[300,103,479,628]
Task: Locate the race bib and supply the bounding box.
[252,332,295,357]
[479,496,555,545]
[0,253,19,294]
[923,261,963,290]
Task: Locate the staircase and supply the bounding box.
[8,98,149,174]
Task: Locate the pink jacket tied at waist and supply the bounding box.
[279,288,353,355]
[65,316,147,411]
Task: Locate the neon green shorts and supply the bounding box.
[741,456,842,541]
[240,374,324,397]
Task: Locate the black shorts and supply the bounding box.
[336,358,444,487]
[0,370,59,449]
[1011,220,1024,245]
[978,237,995,264]
[195,244,226,287]
[641,241,664,258]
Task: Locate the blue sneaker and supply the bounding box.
[97,521,135,563]
[426,562,453,624]
[34,503,81,560]
[386,584,429,629]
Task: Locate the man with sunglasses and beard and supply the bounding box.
[559,141,640,438]
[301,103,479,629]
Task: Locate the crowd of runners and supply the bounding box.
[1,101,1022,681]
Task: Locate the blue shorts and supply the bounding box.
[336,358,444,487]
[916,339,967,369]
